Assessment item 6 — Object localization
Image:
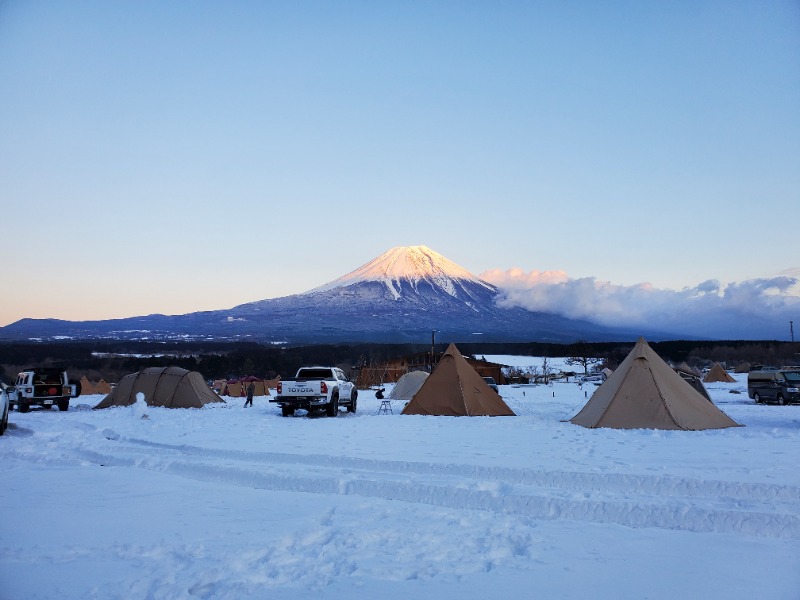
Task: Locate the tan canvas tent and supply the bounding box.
[240,377,269,397]
[223,381,245,397]
[222,379,271,397]
[401,343,515,416]
[79,375,97,396]
[388,371,429,401]
[703,363,736,383]
[94,366,223,409]
[95,379,112,394]
[569,338,740,430]
[734,362,751,373]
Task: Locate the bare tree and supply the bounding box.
[541,356,553,384]
[566,340,602,376]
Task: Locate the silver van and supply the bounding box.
[747,370,800,405]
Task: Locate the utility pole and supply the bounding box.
[791,321,795,343]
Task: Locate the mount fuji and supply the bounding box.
[0,246,652,343]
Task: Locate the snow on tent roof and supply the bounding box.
[569,337,740,430]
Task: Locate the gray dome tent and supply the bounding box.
[388,371,429,401]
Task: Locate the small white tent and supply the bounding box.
[388,371,429,401]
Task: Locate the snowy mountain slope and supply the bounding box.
[310,245,496,303]
[0,246,665,343]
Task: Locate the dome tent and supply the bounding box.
[388,371,429,401]
[94,366,223,409]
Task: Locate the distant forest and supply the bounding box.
[1,339,798,385]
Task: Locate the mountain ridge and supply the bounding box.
[0,246,673,343]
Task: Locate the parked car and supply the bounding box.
[579,374,604,384]
[747,370,800,405]
[271,366,357,417]
[482,376,499,393]
[10,368,78,412]
[0,384,10,435]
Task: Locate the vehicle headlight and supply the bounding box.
[787,387,799,393]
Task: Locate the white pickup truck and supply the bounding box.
[271,366,357,417]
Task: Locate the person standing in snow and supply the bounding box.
[244,381,255,408]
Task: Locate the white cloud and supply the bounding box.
[480,269,800,339]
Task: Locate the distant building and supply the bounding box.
[355,350,507,388]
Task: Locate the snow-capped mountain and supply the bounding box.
[0,246,655,343]
[310,245,496,302]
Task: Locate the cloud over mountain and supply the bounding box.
[481,268,800,340]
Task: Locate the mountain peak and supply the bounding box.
[310,245,495,299]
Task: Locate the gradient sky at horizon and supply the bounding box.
[1,1,798,328]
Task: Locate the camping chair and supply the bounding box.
[373,387,392,414]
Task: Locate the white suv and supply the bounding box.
[10,368,78,412]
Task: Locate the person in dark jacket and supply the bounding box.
[244,381,255,407]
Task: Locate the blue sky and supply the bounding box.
[1,1,798,337]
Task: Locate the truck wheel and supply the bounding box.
[326,394,339,417]
[58,399,69,412]
[347,390,358,413]
[281,406,295,417]
[753,392,761,404]
[777,394,786,406]
[18,402,29,413]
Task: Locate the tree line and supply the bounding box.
[1,339,798,385]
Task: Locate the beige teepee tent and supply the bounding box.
[264,376,281,394]
[79,375,97,396]
[94,366,223,409]
[401,343,515,416]
[703,363,736,383]
[94,379,112,394]
[569,338,740,430]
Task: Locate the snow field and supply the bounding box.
[1,370,799,599]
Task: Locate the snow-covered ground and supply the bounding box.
[2,367,799,600]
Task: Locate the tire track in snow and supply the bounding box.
[44,436,800,541]
[120,436,800,504]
